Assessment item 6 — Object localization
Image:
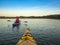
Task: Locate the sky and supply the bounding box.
[0,0,60,16]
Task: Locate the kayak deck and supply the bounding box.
[16,28,37,45]
[17,40,37,45]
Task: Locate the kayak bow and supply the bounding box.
[16,28,37,45]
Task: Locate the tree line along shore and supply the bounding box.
[0,14,60,19]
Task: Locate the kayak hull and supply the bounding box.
[12,23,20,28]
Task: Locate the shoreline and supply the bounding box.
[0,18,60,20]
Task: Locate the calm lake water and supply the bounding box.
[0,19,60,45]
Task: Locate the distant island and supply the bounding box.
[0,14,60,19]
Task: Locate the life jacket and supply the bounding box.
[15,18,20,23]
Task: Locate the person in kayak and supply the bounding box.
[12,17,20,29]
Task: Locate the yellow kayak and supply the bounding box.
[16,28,37,45]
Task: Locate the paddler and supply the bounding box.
[15,17,20,29]
[15,17,20,23]
[12,17,20,29]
